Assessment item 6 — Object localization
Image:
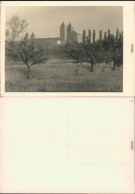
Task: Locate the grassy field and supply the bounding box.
[5,59,123,92]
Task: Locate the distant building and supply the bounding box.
[35,38,61,50]
[60,22,67,43]
[35,37,66,58]
[35,22,82,55]
[60,22,82,43]
[57,39,61,45]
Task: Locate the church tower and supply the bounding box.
[67,22,75,42]
[60,22,67,43]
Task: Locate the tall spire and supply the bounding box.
[67,22,74,32]
[60,21,67,43]
[60,21,66,27]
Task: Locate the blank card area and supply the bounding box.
[0,98,134,193]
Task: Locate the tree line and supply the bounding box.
[64,28,123,74]
[6,16,123,79]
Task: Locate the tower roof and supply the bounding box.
[60,22,66,27]
[71,31,82,36]
[67,22,74,31]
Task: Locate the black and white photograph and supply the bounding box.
[4,5,123,93]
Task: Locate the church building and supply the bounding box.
[60,22,82,43]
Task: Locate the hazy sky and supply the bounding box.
[6,6,123,38]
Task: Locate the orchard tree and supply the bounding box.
[11,33,48,79]
[83,30,98,72]
[83,41,103,72]
[102,29,123,70]
[65,41,84,74]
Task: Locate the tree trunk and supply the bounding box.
[113,59,116,71]
[27,66,30,79]
[77,63,78,74]
[90,62,94,72]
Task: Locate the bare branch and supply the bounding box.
[6,15,28,42]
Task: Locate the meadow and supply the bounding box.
[5,59,123,92]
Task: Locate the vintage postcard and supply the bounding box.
[0,2,134,193]
[0,1,134,96]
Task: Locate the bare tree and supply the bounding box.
[6,15,28,65]
[6,15,28,42]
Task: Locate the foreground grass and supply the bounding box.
[5,59,123,92]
